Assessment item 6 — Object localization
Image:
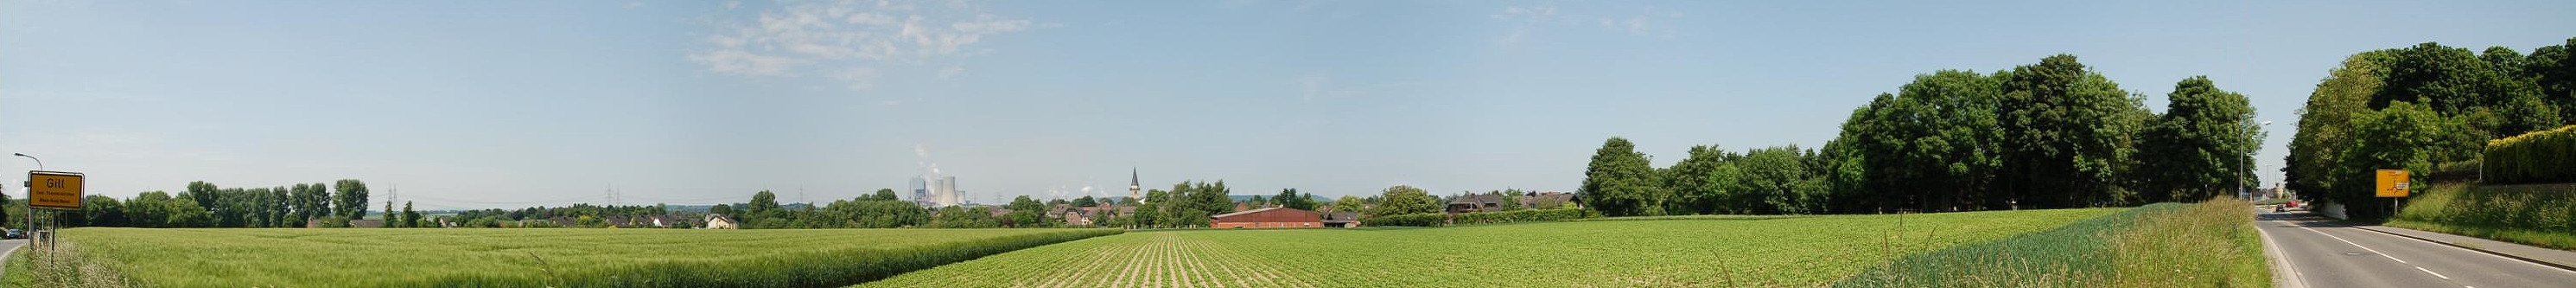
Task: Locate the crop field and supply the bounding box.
[857,208,2121,287]
[21,227,1119,287]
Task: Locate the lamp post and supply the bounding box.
[10,153,36,250]
[2242,121,2272,199]
[13,153,41,170]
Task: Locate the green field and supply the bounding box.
[857,208,2121,287]
[17,227,1118,287]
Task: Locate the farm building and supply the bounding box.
[1322,211,1360,228]
[1060,208,1091,227]
[703,214,739,229]
[1209,207,1322,228]
[1447,195,1509,213]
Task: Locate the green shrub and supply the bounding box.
[1453,208,1590,224]
[2484,125,2576,183]
[2388,183,2576,250]
[1367,213,1446,227]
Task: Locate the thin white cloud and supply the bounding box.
[691,0,1033,90]
[625,2,644,9]
[1490,3,1678,45]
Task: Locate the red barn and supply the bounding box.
[1209,207,1323,228]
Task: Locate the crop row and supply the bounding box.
[864,208,2120,287]
[52,227,1120,288]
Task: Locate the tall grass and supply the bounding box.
[34,227,1119,287]
[2388,183,2576,250]
[1835,198,2268,287]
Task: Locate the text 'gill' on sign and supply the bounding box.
[28,170,84,210]
[2375,170,2410,198]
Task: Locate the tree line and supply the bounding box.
[2285,37,2576,219]
[1581,54,2266,216]
[11,180,374,228]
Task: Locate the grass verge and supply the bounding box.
[1835,198,2268,287]
[2388,182,2576,250]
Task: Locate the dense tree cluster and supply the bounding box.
[2284,37,2576,219]
[26,179,371,228]
[1582,54,2267,215]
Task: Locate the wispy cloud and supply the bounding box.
[690,0,1032,90]
[1490,3,1678,46]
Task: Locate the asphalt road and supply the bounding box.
[2257,211,2576,288]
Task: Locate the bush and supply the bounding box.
[2484,125,2576,183]
[1452,208,1591,225]
[1369,208,1598,227]
[1368,213,1447,227]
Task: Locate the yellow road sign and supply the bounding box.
[2375,170,2410,198]
[29,170,84,209]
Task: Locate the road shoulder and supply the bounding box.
[2355,225,2576,272]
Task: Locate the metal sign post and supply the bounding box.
[25,170,82,268]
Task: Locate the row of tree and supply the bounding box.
[1582,54,2267,216]
[2285,37,2576,219]
[23,180,374,228]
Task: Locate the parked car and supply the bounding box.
[3,229,20,240]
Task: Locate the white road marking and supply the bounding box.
[2416,266,2451,279]
[2261,221,2310,288]
[2300,224,2408,264]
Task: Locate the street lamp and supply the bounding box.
[12,153,40,170]
[2242,121,2273,199]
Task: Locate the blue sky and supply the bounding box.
[4,1,2573,209]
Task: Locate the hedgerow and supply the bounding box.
[2484,125,2576,183]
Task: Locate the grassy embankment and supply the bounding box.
[860,208,2119,287]
[3,227,1118,288]
[2389,183,2576,250]
[1835,198,2268,287]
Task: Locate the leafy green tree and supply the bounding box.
[2286,53,2391,202]
[1131,202,1161,228]
[81,195,124,227]
[2136,76,2262,202]
[333,179,370,220]
[1371,185,1439,217]
[1663,144,1738,214]
[2528,37,2576,122]
[871,189,900,202]
[1007,195,1046,227]
[709,204,734,216]
[1735,145,1811,214]
[1580,137,1664,216]
[2332,101,2446,219]
[164,192,212,227]
[1073,195,1097,208]
[1330,195,1365,215]
[382,201,395,227]
[1998,54,2150,208]
[1273,189,1318,211]
[401,202,420,227]
[1498,192,1524,211]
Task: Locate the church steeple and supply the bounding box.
[1129,168,1142,203]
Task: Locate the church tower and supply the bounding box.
[1129,168,1142,203]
